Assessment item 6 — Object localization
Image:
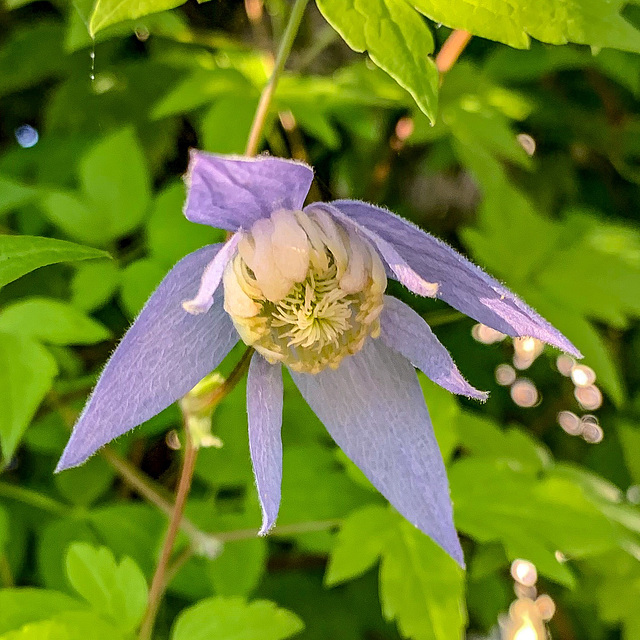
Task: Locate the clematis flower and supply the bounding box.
[57,152,580,566]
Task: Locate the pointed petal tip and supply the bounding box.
[258,517,276,537]
[54,448,89,473]
[181,299,212,315]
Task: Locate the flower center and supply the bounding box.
[223,208,387,373]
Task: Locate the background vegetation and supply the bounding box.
[1,0,640,638]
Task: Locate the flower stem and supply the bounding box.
[435,29,472,75]
[139,431,199,640]
[137,349,253,640]
[101,445,211,546]
[245,0,309,156]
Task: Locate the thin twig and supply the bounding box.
[245,0,310,156]
[215,518,341,543]
[139,432,199,640]
[435,29,472,75]
[101,445,209,545]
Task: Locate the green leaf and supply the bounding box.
[0,298,110,345]
[410,0,640,52]
[208,539,267,597]
[54,457,115,507]
[0,235,108,290]
[0,176,37,217]
[450,459,621,586]
[89,0,188,36]
[618,422,640,485]
[65,543,148,633]
[147,182,224,268]
[171,597,304,640]
[39,192,107,246]
[0,506,8,552]
[0,611,127,640]
[79,128,151,241]
[0,588,82,635]
[316,0,439,121]
[380,520,466,640]
[200,96,260,154]
[0,333,57,464]
[119,258,166,318]
[71,261,120,311]
[326,508,466,640]
[0,22,69,97]
[325,505,397,586]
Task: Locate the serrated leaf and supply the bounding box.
[450,459,621,586]
[89,0,187,36]
[411,0,640,52]
[380,520,466,640]
[171,597,304,640]
[325,505,397,586]
[0,298,110,345]
[0,235,108,290]
[316,0,438,121]
[65,543,148,633]
[0,333,57,464]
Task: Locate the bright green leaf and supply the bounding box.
[316,0,439,121]
[40,192,108,246]
[0,611,127,640]
[119,258,166,317]
[325,505,397,586]
[0,235,108,290]
[89,0,187,36]
[79,128,151,241]
[71,261,120,311]
[65,543,148,633]
[0,588,82,635]
[0,298,110,345]
[208,539,267,596]
[0,333,57,464]
[450,459,621,586]
[411,0,640,52]
[171,597,304,640]
[380,520,466,640]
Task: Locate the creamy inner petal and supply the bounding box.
[223,208,387,374]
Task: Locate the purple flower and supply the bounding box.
[57,152,580,566]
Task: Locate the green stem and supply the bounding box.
[245,0,309,156]
[139,433,199,640]
[0,482,70,517]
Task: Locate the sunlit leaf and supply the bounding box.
[89,0,187,36]
[0,298,110,345]
[0,236,108,290]
[65,543,148,633]
[0,333,57,464]
[316,0,438,121]
[411,0,640,51]
[171,597,304,640]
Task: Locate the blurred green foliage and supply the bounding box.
[1,0,640,639]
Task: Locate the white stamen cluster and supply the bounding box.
[223,208,387,373]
